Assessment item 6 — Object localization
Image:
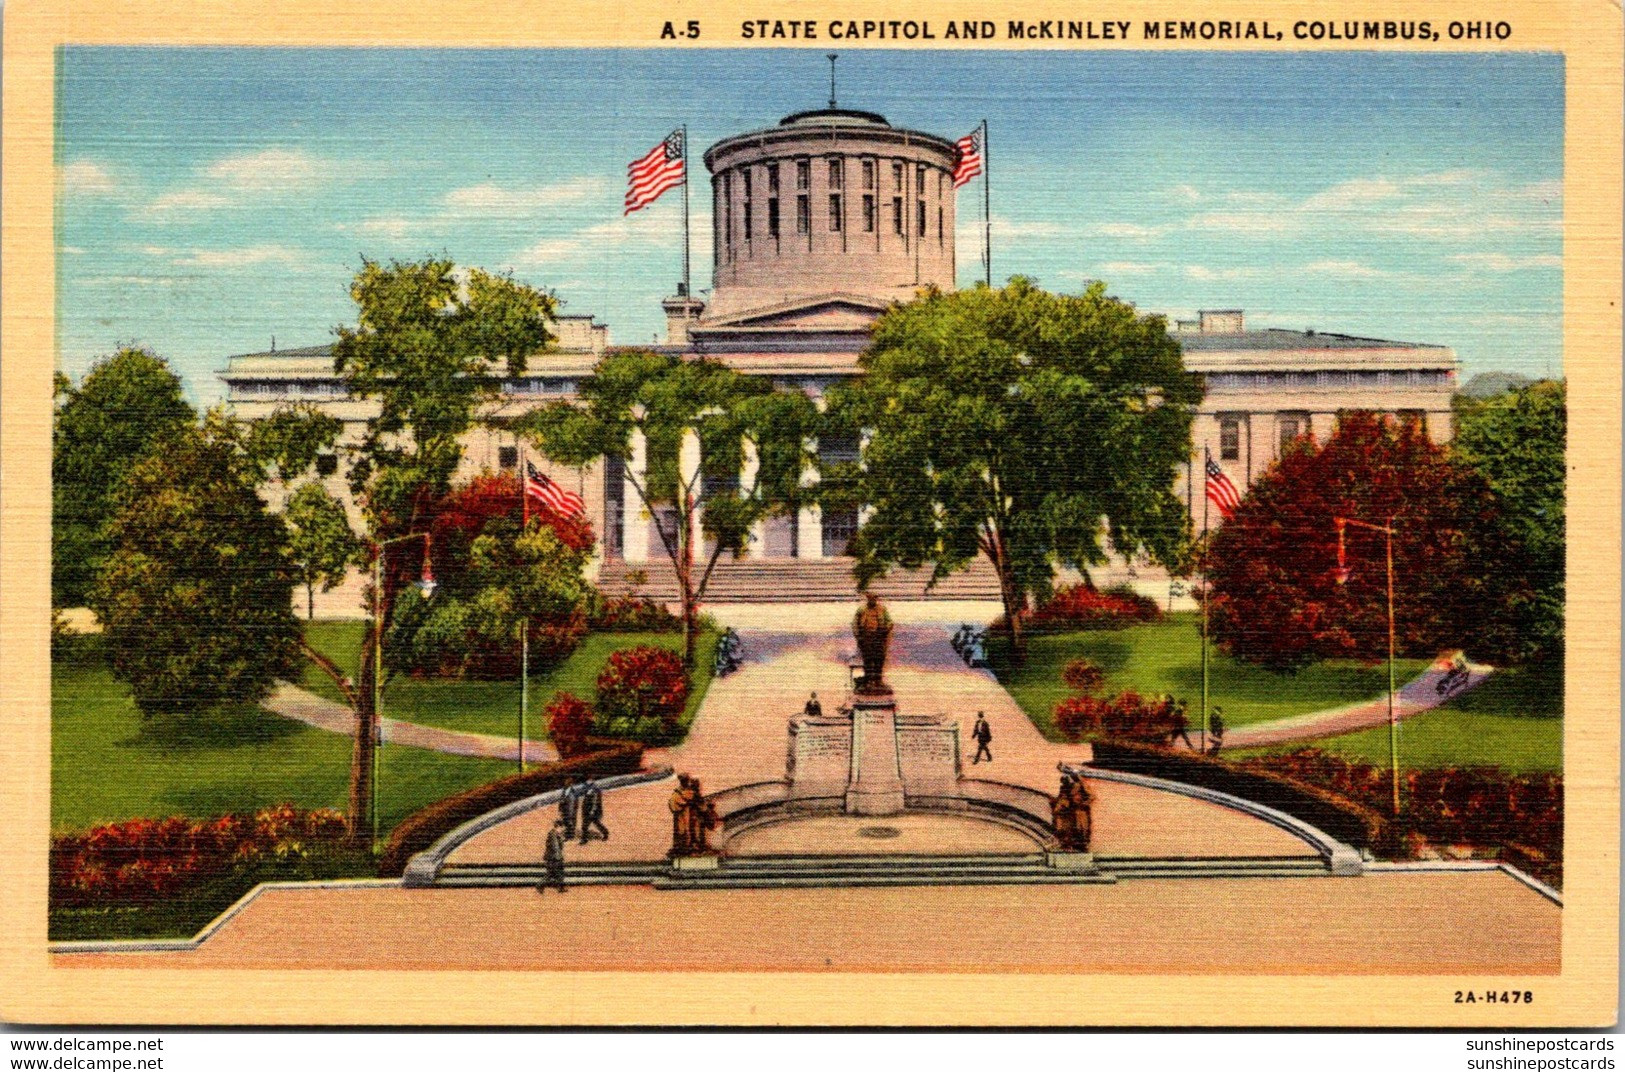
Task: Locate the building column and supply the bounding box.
[797,435,823,560]
[740,437,767,559]
[680,426,703,557]
[623,428,649,563]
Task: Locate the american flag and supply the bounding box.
[1205,457,1241,520]
[526,461,586,519]
[624,129,685,215]
[952,126,984,188]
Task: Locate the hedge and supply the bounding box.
[377,738,645,876]
[1088,740,1394,852]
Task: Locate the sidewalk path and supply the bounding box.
[1221,652,1496,750]
[264,682,558,764]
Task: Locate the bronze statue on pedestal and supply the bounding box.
[852,592,894,695]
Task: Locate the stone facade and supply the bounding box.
[219,106,1460,583]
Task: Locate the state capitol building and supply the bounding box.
[223,105,1459,600]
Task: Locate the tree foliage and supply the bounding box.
[518,350,817,665]
[827,278,1202,653]
[87,422,301,724]
[285,482,361,620]
[53,347,196,606]
[1205,411,1534,672]
[1451,380,1565,655]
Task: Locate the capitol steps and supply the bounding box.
[433,852,1332,890]
[596,557,1005,603]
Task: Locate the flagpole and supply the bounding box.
[1200,447,1210,754]
[681,124,691,300]
[981,119,991,288]
[519,448,529,773]
[1386,517,1398,815]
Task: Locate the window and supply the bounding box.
[892,161,904,189]
[917,198,927,236]
[795,158,810,190]
[743,201,753,240]
[1278,414,1310,452]
[741,169,752,242]
[892,197,904,235]
[1219,417,1241,461]
[862,158,876,190]
[796,194,809,234]
[829,193,843,231]
[937,206,944,242]
[828,158,843,189]
[863,194,876,232]
[916,163,927,190]
[768,197,780,239]
[723,173,732,250]
[767,163,779,193]
[498,446,518,470]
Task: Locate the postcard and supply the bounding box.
[2,0,1619,1027]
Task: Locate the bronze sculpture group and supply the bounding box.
[1050,766,1094,852]
[668,772,718,857]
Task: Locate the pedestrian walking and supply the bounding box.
[538,819,568,894]
[558,776,582,840]
[579,779,610,845]
[1207,706,1226,755]
[971,711,994,764]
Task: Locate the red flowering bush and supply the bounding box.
[997,583,1161,634]
[50,806,351,908]
[1237,749,1563,884]
[1053,690,1187,744]
[589,591,680,632]
[545,692,596,759]
[595,646,690,735]
[1060,657,1106,695]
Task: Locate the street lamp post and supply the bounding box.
[371,531,437,848]
[1334,515,1400,815]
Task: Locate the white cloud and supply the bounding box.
[1166,184,1201,202]
[60,245,86,255]
[1448,252,1562,272]
[205,148,330,191]
[1097,261,1164,276]
[60,160,116,195]
[441,177,610,215]
[1185,265,1261,282]
[1092,221,1168,240]
[1187,211,1300,236]
[1302,259,1388,279]
[140,190,233,218]
[1301,177,1403,211]
[336,216,416,239]
[169,244,302,268]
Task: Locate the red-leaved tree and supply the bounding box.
[1205,412,1532,672]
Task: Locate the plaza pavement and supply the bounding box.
[50,609,1560,976]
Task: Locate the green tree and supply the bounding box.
[1451,379,1566,655]
[827,279,1203,658]
[285,481,361,620]
[324,257,558,839]
[87,421,301,726]
[53,347,195,606]
[518,351,817,665]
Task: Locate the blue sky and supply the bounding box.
[56,48,1563,405]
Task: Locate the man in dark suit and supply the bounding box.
[971,712,993,764]
[803,692,823,717]
[579,779,610,844]
[557,777,582,840]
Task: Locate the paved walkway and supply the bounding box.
[1221,652,1496,749]
[446,621,1314,866]
[264,682,558,764]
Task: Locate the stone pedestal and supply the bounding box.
[845,690,907,816]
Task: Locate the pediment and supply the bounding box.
[700,292,893,332]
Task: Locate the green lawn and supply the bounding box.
[996,614,1431,739]
[52,644,514,836]
[1232,660,1564,772]
[300,621,719,743]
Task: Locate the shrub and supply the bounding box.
[595,646,690,733]
[50,805,351,908]
[1060,657,1105,695]
[545,692,596,758]
[589,591,680,632]
[1053,690,1187,744]
[1000,583,1162,634]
